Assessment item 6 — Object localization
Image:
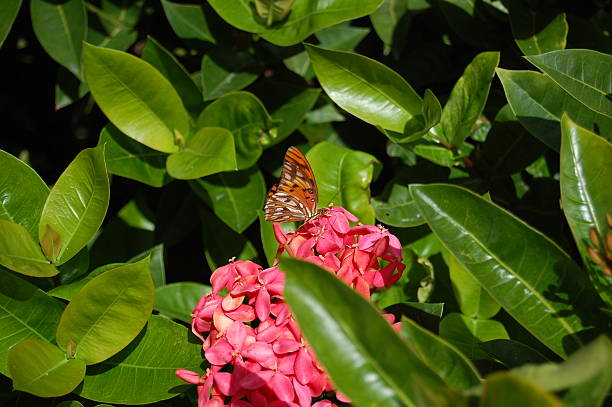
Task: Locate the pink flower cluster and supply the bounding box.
[176,207,405,407]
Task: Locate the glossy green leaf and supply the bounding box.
[198,207,259,270]
[166,127,236,179]
[30,0,87,77]
[281,256,452,407]
[306,44,423,133]
[400,318,481,389]
[380,89,442,143]
[525,49,612,118]
[0,220,58,277]
[55,258,155,365]
[197,92,277,169]
[438,52,499,147]
[0,269,65,377]
[201,49,261,101]
[0,149,49,237]
[480,372,563,407]
[479,339,549,368]
[307,141,381,224]
[208,0,382,46]
[39,146,109,266]
[99,124,169,188]
[191,167,265,233]
[83,43,190,153]
[372,183,425,227]
[560,115,612,307]
[161,0,215,43]
[446,252,501,319]
[439,312,509,360]
[75,316,202,404]
[0,0,22,47]
[8,339,86,397]
[48,263,120,302]
[155,282,211,323]
[410,184,599,358]
[509,0,567,55]
[142,36,205,119]
[496,68,612,150]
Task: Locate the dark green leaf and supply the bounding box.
[155,282,211,323]
[30,0,87,77]
[509,0,567,55]
[0,0,22,47]
[166,127,237,180]
[142,36,205,119]
[480,339,549,368]
[0,269,65,377]
[55,67,89,110]
[201,49,262,101]
[161,0,215,43]
[39,146,109,265]
[307,141,381,224]
[75,316,203,404]
[191,167,265,233]
[55,258,155,365]
[48,263,121,301]
[129,244,165,288]
[560,115,612,308]
[410,184,599,358]
[8,339,86,397]
[306,44,423,133]
[259,210,278,267]
[280,256,454,407]
[99,124,169,188]
[0,149,49,237]
[372,182,425,227]
[439,312,509,360]
[480,372,563,407]
[83,43,190,153]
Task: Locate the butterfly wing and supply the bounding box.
[264,146,318,223]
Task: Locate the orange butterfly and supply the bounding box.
[264,146,321,223]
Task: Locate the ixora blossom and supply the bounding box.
[176,207,405,407]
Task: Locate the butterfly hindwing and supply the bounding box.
[264,147,318,223]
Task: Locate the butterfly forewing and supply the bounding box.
[264,147,318,223]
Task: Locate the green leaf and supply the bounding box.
[30,0,87,77]
[369,0,410,49]
[0,220,58,277]
[445,252,501,319]
[8,339,86,397]
[166,127,236,179]
[160,0,215,43]
[496,68,612,150]
[255,0,296,26]
[306,44,423,133]
[508,0,567,55]
[307,141,381,224]
[74,316,203,404]
[82,43,190,153]
[197,92,277,169]
[560,115,612,307]
[56,402,84,407]
[525,49,612,118]
[142,36,205,119]
[372,183,425,227]
[39,146,109,265]
[479,339,549,368]
[410,184,599,358]
[191,167,265,233]
[0,269,65,377]
[55,67,89,110]
[198,206,259,270]
[438,52,499,147]
[201,49,262,101]
[99,124,169,188]
[439,312,509,360]
[280,256,453,407]
[258,209,278,267]
[438,0,496,48]
[48,263,120,301]
[0,149,49,237]
[0,0,22,47]
[207,0,382,46]
[315,21,370,52]
[129,243,165,288]
[400,317,481,389]
[55,258,155,365]
[480,372,563,407]
[155,282,211,323]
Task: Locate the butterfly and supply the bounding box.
[264,146,321,223]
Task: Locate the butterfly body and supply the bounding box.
[264,147,320,223]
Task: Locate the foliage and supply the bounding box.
[0,0,610,406]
